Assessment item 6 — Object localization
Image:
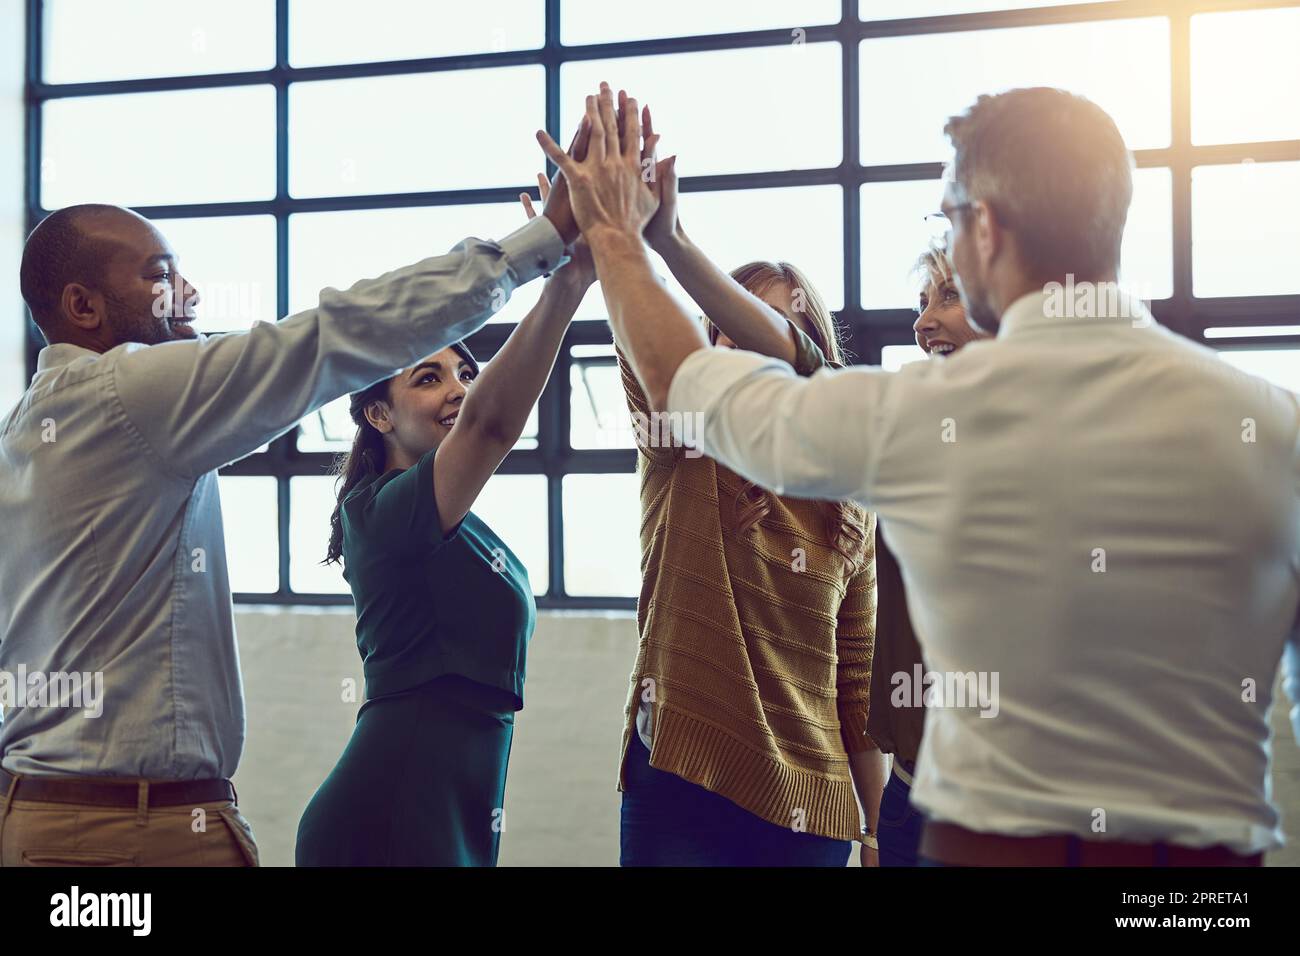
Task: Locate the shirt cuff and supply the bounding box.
[786,317,832,376]
[497,215,569,286]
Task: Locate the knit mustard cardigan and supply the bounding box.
[614,325,878,843]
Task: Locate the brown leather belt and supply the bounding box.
[921,820,1263,867]
[0,768,236,808]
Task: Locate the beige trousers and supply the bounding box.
[0,774,259,867]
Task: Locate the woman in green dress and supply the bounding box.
[296,129,597,867]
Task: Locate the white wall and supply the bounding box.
[233,606,636,867]
[232,605,1300,867]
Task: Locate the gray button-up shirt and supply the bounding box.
[0,215,565,779]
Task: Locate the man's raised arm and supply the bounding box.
[114,213,571,481]
[538,83,885,504]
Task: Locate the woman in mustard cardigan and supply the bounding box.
[531,109,886,865]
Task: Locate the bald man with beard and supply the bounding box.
[0,195,576,866]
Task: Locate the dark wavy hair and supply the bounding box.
[708,261,871,573]
[322,341,479,567]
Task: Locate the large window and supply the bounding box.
[25,0,1300,609]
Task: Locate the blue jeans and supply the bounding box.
[878,766,926,867]
[619,733,852,867]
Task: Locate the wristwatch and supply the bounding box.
[860,826,879,851]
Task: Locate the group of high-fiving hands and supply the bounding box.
[518,80,727,413]
[520,81,679,289]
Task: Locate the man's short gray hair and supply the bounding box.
[943,87,1134,282]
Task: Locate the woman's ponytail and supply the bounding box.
[322,381,392,567]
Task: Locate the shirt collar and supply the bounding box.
[997,282,1155,340]
[35,341,99,372]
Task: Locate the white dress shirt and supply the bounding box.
[0,215,565,780]
[667,288,1300,853]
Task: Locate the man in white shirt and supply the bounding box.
[0,171,578,865]
[544,85,1300,865]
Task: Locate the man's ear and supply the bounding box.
[62,283,103,331]
[972,200,1003,269]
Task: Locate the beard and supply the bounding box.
[964,295,1000,335]
[102,289,197,346]
[953,267,1000,336]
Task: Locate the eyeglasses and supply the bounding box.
[923,201,975,243]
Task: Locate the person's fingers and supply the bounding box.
[663,154,679,204]
[564,114,584,153]
[642,134,660,173]
[641,106,657,163]
[597,84,619,155]
[640,137,660,192]
[571,114,592,163]
[536,128,576,176]
[652,157,670,191]
[520,192,537,219]
[622,95,641,162]
[615,90,627,153]
[584,94,605,162]
[536,172,551,202]
[639,106,662,189]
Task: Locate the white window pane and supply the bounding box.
[298,395,360,454]
[1120,167,1172,303]
[289,66,544,197]
[571,345,633,450]
[859,17,1170,166]
[881,344,926,370]
[1218,349,1300,393]
[860,170,1170,309]
[563,0,838,45]
[472,475,548,595]
[151,216,277,332]
[290,476,350,594]
[860,178,944,309]
[43,0,274,83]
[861,0,1119,18]
[563,474,640,597]
[1192,161,1300,298]
[1192,8,1300,146]
[288,204,543,322]
[290,0,543,66]
[42,87,276,209]
[471,352,539,451]
[219,476,279,594]
[672,186,844,310]
[1205,326,1300,340]
[561,44,841,177]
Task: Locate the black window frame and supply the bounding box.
[23,0,1300,610]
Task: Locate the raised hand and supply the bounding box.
[538,114,593,246]
[521,173,596,289]
[535,83,659,245]
[641,106,680,253]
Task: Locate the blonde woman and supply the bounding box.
[868,241,991,866]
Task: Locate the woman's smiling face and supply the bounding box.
[913,272,988,357]
[365,346,476,468]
